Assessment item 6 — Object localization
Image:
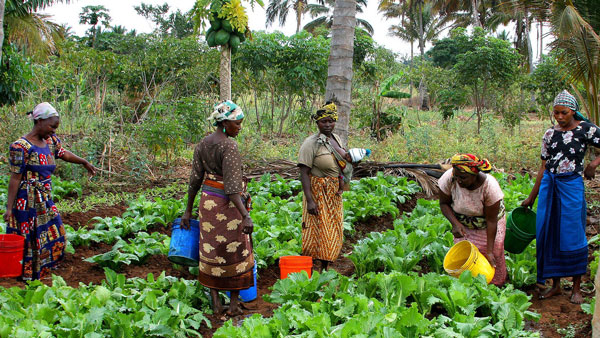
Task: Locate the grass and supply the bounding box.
[1,104,551,205]
[240,108,549,172]
[56,182,187,214]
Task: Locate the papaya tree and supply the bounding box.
[193,0,262,101]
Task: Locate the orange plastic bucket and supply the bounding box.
[0,234,25,278]
[279,256,313,279]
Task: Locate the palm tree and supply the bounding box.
[326,0,356,146]
[0,0,70,62]
[303,0,373,35]
[488,0,536,72]
[512,0,599,123]
[380,0,450,109]
[387,2,449,104]
[265,0,308,33]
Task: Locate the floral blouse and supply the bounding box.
[541,122,600,175]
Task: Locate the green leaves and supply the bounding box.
[84,232,170,270]
[0,270,211,337]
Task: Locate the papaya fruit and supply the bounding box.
[222,20,233,33]
[206,26,214,37]
[210,19,221,31]
[207,31,217,47]
[214,29,230,46]
[237,32,246,42]
[229,34,241,51]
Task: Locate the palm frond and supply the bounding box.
[5,13,63,60]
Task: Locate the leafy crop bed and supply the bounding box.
[0,172,594,337]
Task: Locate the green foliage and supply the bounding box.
[526,54,570,115]
[349,199,452,276]
[134,3,194,38]
[0,270,211,336]
[437,86,469,120]
[452,27,521,110]
[51,176,83,202]
[247,173,301,197]
[0,44,34,106]
[250,174,420,269]
[217,270,539,337]
[84,232,170,270]
[581,297,595,315]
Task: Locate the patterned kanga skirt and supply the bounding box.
[197,174,254,290]
[453,215,507,286]
[301,175,344,262]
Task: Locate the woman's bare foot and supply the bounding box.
[225,306,244,317]
[570,275,583,304]
[210,289,224,314]
[570,291,584,304]
[538,286,561,300]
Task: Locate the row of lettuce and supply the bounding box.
[214,173,547,337]
[0,172,595,336]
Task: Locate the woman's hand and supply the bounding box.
[451,222,467,238]
[83,161,96,176]
[3,209,12,223]
[242,216,254,235]
[181,210,192,230]
[306,200,318,215]
[485,252,497,268]
[521,196,536,208]
[584,163,597,180]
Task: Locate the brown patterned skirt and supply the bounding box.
[301,175,344,262]
[197,174,254,290]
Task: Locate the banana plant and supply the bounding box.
[373,70,411,140]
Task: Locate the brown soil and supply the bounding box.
[61,204,128,229]
[525,281,593,338]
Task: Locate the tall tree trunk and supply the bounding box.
[409,40,414,106]
[326,0,356,147]
[295,4,302,33]
[594,265,600,337]
[417,1,428,111]
[525,13,533,73]
[0,0,5,63]
[539,20,543,62]
[470,0,482,28]
[253,88,261,134]
[220,46,232,101]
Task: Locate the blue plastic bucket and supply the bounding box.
[227,260,258,302]
[168,218,199,266]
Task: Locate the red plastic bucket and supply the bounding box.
[0,234,25,278]
[279,256,313,279]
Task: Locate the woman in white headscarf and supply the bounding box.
[4,102,96,280]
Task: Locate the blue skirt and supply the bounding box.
[536,171,588,283]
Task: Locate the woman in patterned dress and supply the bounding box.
[439,154,507,286]
[298,102,348,272]
[181,100,254,317]
[3,102,96,280]
[522,90,600,304]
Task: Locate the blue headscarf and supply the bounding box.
[553,90,590,122]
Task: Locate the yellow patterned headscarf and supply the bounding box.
[313,102,338,121]
[451,153,492,175]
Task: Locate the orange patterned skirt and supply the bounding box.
[302,176,344,262]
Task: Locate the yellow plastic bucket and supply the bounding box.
[443,240,495,284]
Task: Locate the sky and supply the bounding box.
[43,0,547,60]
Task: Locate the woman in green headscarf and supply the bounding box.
[181,100,254,316]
